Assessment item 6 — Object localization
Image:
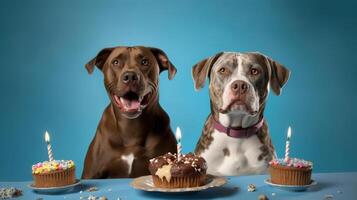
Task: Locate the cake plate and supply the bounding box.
[130,175,227,192]
[264,179,317,191]
[28,179,81,194]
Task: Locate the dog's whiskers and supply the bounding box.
[105,81,116,94]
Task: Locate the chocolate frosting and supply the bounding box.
[149,152,207,177]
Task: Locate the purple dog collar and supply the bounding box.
[212,117,264,138]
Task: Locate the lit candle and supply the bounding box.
[44,131,54,162]
[175,127,182,161]
[284,126,292,163]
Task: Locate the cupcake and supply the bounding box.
[269,158,313,185]
[32,160,76,187]
[148,152,207,188]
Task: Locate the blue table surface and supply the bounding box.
[1,172,356,200]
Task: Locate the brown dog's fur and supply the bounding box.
[82,46,177,179]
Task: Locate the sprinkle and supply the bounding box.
[79,190,83,194]
[86,187,98,192]
[108,188,112,192]
[117,198,121,200]
[247,184,256,192]
[272,192,276,196]
[88,195,96,200]
[258,194,268,200]
[324,194,334,199]
[337,190,342,194]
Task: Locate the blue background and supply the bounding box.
[1,0,356,181]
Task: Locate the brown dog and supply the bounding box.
[82,46,177,179]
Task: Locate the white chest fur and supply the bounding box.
[200,129,268,176]
[121,153,134,175]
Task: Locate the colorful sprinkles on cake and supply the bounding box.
[270,158,312,168]
[32,160,75,174]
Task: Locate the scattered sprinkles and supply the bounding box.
[0,188,22,199]
[247,184,256,192]
[150,153,206,172]
[32,160,75,174]
[269,158,312,168]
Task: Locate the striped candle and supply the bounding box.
[284,126,292,163]
[44,131,54,162]
[175,127,182,161]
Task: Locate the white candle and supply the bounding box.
[175,127,182,161]
[44,131,54,162]
[284,126,292,163]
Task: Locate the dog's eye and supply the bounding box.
[218,67,226,74]
[250,68,260,75]
[141,59,149,66]
[113,60,119,65]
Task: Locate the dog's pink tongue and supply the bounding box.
[121,98,140,110]
[129,100,140,110]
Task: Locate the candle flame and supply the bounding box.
[287,126,292,139]
[175,127,181,142]
[44,131,50,143]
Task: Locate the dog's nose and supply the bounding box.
[122,71,140,84]
[231,80,249,94]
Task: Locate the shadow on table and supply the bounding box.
[307,181,336,192]
[138,186,239,199]
[32,182,97,195]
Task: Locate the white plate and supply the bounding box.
[130,175,227,192]
[264,179,317,191]
[28,179,81,194]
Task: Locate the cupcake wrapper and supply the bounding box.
[152,175,206,188]
[33,167,75,187]
[269,165,311,185]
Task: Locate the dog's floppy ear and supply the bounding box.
[85,48,114,74]
[192,52,223,90]
[148,47,177,80]
[265,56,291,95]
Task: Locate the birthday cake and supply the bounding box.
[32,160,76,187]
[148,152,207,188]
[269,158,313,185]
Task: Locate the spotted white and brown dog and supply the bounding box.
[192,52,290,176]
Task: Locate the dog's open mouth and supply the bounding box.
[113,91,152,114]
